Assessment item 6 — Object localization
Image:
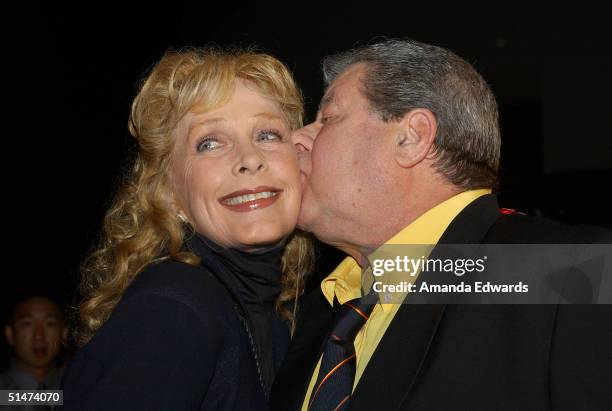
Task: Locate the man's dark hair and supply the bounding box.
[4,295,64,327]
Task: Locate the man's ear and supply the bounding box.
[61,325,69,344]
[4,325,15,347]
[394,108,437,168]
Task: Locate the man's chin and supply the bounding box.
[296,200,316,232]
[296,225,311,234]
[296,215,314,233]
[22,357,54,369]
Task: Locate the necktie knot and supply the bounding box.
[330,294,376,345]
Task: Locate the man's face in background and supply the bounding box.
[4,297,67,370]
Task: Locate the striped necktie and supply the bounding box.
[308,292,377,411]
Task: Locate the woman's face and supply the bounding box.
[171,79,301,251]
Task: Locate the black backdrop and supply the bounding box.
[3,1,612,367]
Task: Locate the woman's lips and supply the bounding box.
[219,187,282,212]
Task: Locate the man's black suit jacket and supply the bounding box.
[271,195,612,411]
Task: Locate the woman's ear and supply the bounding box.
[167,189,188,224]
[394,108,437,168]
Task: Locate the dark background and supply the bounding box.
[2,2,611,367]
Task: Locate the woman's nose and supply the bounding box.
[233,144,267,175]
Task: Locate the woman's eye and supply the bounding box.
[196,137,221,152]
[257,129,283,142]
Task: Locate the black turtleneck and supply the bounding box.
[186,232,290,397]
[61,230,290,410]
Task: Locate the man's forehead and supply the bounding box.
[318,91,337,111]
[15,298,61,318]
[319,63,367,112]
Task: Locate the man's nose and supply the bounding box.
[291,125,317,179]
[291,121,321,153]
[33,324,45,340]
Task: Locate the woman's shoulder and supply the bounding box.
[120,258,235,320]
[61,260,244,409]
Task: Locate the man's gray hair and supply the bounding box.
[322,39,501,189]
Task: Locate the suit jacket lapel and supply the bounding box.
[350,194,503,411]
[349,303,446,411]
[270,288,333,411]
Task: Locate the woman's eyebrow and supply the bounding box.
[187,117,227,136]
[190,117,226,128]
[254,112,284,121]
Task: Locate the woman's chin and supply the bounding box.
[234,230,294,252]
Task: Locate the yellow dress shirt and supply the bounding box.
[300,189,491,410]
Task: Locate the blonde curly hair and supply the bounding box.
[75,47,312,346]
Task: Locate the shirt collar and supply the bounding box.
[8,358,61,389]
[320,189,492,311]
